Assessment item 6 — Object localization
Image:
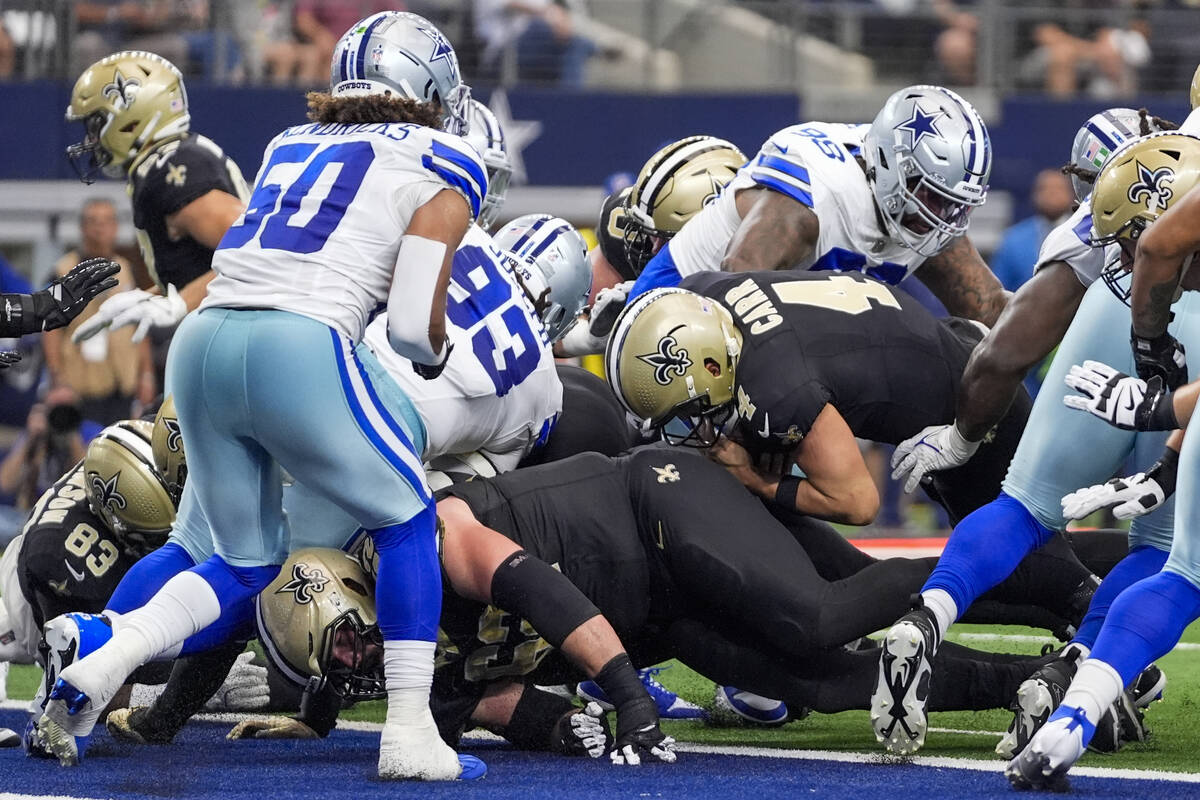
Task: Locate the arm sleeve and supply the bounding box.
[294,680,342,738]
[0,293,40,337]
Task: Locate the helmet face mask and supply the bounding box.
[66,112,116,184]
[462,99,512,229]
[659,397,734,448]
[318,609,385,700]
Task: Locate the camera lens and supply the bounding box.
[47,403,82,433]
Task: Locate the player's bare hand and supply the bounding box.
[705,434,752,470]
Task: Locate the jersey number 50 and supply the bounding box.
[220,141,375,254]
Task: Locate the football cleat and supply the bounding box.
[0,727,18,748]
[1087,689,1149,754]
[996,648,1080,759]
[577,666,707,720]
[1130,663,1165,709]
[1006,705,1092,792]
[710,686,789,727]
[29,612,113,765]
[871,604,938,755]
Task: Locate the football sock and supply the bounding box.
[371,503,441,641]
[921,492,1054,620]
[920,588,957,640]
[1059,658,1124,731]
[1072,545,1168,650]
[1088,570,1200,686]
[383,639,437,727]
[105,542,195,614]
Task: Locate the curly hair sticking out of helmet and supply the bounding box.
[305,92,444,128]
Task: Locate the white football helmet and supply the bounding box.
[329,11,470,134]
[863,85,991,258]
[493,214,591,343]
[1067,108,1163,204]
[462,99,512,230]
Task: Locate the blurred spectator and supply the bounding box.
[474,0,596,87]
[73,1,189,78]
[990,169,1074,292]
[173,0,243,81]
[1025,16,1152,98]
[233,0,318,85]
[0,387,98,514]
[931,0,977,86]
[294,1,405,87]
[0,20,13,78]
[42,199,156,426]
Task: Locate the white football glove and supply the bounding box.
[203,651,271,712]
[227,716,319,740]
[890,422,980,494]
[73,284,187,344]
[1062,473,1166,521]
[589,280,634,338]
[565,702,610,759]
[1062,360,1176,431]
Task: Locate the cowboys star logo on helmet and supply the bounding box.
[417,23,458,79]
[102,69,140,111]
[89,471,128,514]
[637,330,694,386]
[275,562,331,605]
[1127,161,1175,212]
[895,104,944,148]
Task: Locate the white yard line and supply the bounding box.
[948,632,1200,650]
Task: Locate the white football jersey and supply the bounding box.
[668,122,926,286]
[363,224,562,472]
[1034,200,1117,287]
[203,121,487,341]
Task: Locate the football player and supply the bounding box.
[65,51,248,344]
[236,448,1090,754]
[616,86,1004,333]
[1007,133,1200,790]
[0,258,119,366]
[561,136,745,357]
[882,114,1192,759]
[39,12,489,782]
[462,99,512,232]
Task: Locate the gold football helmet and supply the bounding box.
[66,51,191,183]
[623,136,746,275]
[84,419,176,549]
[257,548,384,700]
[151,395,186,506]
[1191,63,1200,110]
[605,288,742,446]
[1091,132,1200,303]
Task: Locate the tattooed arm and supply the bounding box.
[723,187,820,272]
[917,235,1008,327]
[1131,187,1200,338]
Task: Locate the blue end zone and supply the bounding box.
[0,708,1196,799]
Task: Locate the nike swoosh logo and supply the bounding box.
[64,560,86,582]
[759,411,771,439]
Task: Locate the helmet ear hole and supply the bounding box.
[704,358,721,377]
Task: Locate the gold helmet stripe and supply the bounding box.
[633,137,743,218]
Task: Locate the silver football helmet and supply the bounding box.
[494,214,591,343]
[329,11,470,134]
[462,99,512,230]
[1067,108,1163,204]
[863,85,991,258]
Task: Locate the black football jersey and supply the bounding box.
[16,464,140,629]
[596,188,641,282]
[128,133,247,291]
[681,270,974,450]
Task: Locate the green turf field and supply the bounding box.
[8,623,1198,774]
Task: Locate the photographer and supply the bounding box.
[0,387,96,515]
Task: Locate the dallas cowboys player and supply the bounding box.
[620,86,1003,328]
[38,11,489,782]
[880,112,1192,758]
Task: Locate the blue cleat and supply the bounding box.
[28,612,114,766]
[711,686,789,726]
[457,754,487,780]
[577,666,707,720]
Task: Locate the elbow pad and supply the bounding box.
[387,234,448,364]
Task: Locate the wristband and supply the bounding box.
[774,476,802,509]
[1148,447,1180,494]
[1146,389,1179,431]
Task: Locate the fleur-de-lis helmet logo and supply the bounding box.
[164,418,183,453]
[275,562,330,605]
[1127,160,1175,213]
[90,471,127,514]
[102,68,141,111]
[636,326,694,386]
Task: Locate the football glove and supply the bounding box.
[1132,328,1187,389]
[106,706,175,744]
[890,422,980,494]
[550,701,611,758]
[609,696,677,765]
[34,257,120,332]
[589,281,633,339]
[1061,447,1178,521]
[203,651,271,712]
[1063,360,1178,431]
[0,351,18,369]
[73,284,187,344]
[227,716,320,740]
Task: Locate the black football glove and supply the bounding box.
[412,341,453,381]
[1131,328,1187,389]
[609,696,677,765]
[32,257,120,331]
[0,351,19,369]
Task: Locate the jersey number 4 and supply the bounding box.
[774,275,901,315]
[221,141,375,254]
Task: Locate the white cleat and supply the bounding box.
[871,607,937,756]
[1006,707,1091,792]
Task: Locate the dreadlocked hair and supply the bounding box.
[306,92,443,128]
[1138,108,1179,135]
[1061,162,1098,186]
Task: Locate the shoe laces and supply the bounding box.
[638,667,672,697]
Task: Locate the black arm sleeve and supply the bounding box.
[489,550,601,648]
[133,640,247,742]
[0,293,40,336]
[294,679,342,738]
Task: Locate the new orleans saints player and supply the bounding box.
[65,51,247,343]
[0,258,120,367]
[562,137,745,357]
